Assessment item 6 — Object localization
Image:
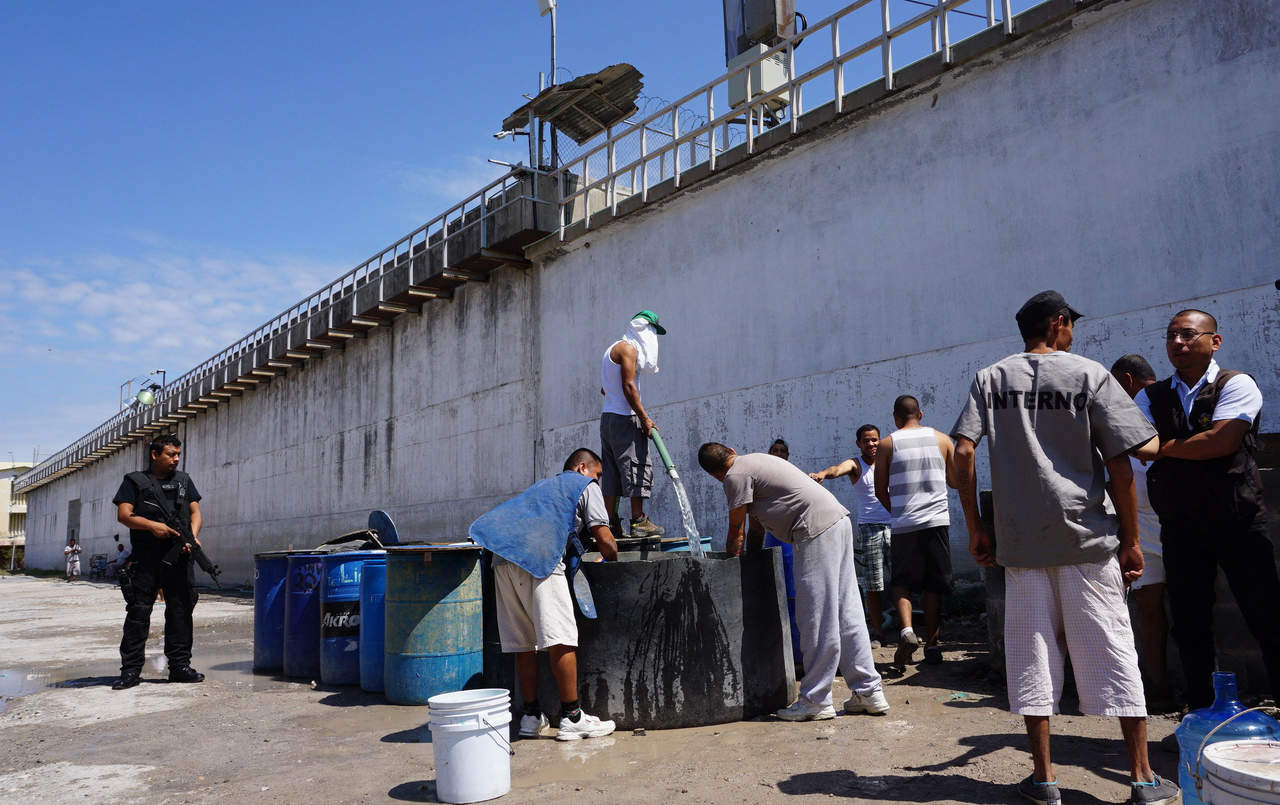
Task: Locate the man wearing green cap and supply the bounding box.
[599,311,667,538]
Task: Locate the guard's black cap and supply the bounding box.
[1016,290,1083,334]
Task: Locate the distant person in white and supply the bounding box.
[64,538,82,582]
[1110,354,1175,712]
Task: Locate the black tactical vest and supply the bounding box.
[125,470,193,549]
[1144,370,1266,526]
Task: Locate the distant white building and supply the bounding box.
[1,461,32,568]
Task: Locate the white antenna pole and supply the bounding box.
[549,2,559,169]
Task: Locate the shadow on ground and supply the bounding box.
[382,725,432,744]
[776,769,1113,803]
[387,779,438,802]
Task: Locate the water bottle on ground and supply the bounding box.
[1174,671,1280,805]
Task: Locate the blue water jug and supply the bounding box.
[1174,671,1280,805]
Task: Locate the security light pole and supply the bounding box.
[539,0,560,169]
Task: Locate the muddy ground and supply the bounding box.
[0,574,1181,804]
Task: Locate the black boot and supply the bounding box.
[168,666,205,683]
[112,671,141,691]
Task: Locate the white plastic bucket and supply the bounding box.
[428,688,512,804]
[1201,740,1280,804]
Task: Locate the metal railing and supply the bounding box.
[14,167,553,493]
[555,0,1021,235]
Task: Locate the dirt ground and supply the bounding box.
[0,574,1182,804]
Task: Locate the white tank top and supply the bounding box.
[887,426,950,532]
[601,342,634,416]
[851,457,891,525]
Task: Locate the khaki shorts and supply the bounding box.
[493,562,578,652]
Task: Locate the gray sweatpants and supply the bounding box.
[793,516,883,705]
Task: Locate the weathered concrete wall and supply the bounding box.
[539,0,1280,572]
[28,271,542,581]
[26,0,1280,586]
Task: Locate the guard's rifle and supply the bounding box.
[139,499,223,588]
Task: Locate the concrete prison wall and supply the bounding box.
[24,0,1280,586]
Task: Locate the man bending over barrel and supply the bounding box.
[468,448,619,741]
[698,442,888,721]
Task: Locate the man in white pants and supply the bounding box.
[698,442,888,721]
[952,291,1177,805]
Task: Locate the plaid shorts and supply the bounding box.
[855,523,891,593]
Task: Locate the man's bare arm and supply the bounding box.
[809,458,857,483]
[590,524,619,562]
[936,431,958,489]
[1106,453,1144,584]
[1158,419,1250,461]
[1129,435,1159,462]
[953,437,995,567]
[614,342,656,434]
[873,438,893,513]
[726,506,748,557]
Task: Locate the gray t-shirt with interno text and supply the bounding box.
[722,453,850,544]
[950,351,1157,569]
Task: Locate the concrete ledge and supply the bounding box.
[949,22,1013,65]
[893,50,948,89]
[1013,0,1078,36]
[841,79,893,116]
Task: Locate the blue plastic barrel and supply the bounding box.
[384,545,484,705]
[360,556,388,692]
[283,553,324,679]
[252,551,292,673]
[320,551,374,686]
[660,536,714,553]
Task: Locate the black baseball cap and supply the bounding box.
[1016,291,1083,333]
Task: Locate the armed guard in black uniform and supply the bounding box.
[111,434,206,690]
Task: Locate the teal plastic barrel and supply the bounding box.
[283,553,323,679]
[320,551,376,686]
[384,545,484,705]
[359,555,388,692]
[252,551,292,673]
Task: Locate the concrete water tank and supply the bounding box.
[487,548,796,730]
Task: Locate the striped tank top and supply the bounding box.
[886,426,950,532]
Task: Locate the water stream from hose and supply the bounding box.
[650,429,704,557]
[668,471,705,557]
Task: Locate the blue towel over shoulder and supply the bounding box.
[468,471,593,579]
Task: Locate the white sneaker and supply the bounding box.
[774,698,837,721]
[844,689,890,715]
[556,711,616,741]
[519,713,548,738]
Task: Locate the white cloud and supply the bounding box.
[388,152,513,222]
[0,243,343,459]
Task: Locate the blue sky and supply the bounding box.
[0,0,1026,465]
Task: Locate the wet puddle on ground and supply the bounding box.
[0,669,53,713]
